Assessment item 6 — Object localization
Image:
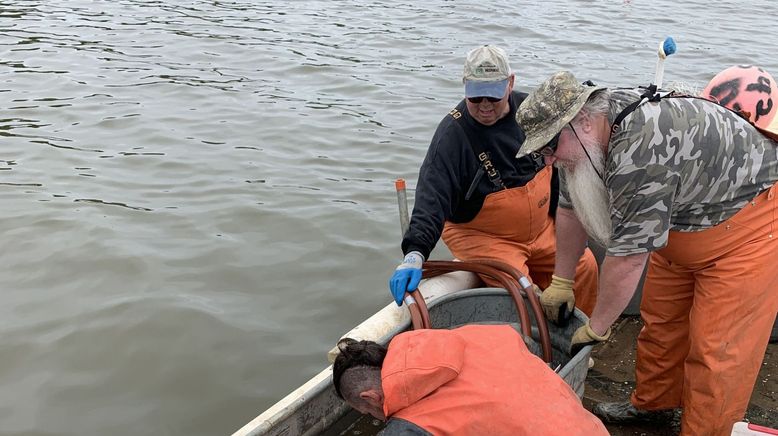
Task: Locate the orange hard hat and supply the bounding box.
[701,65,778,140]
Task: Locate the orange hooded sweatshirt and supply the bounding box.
[381,325,607,436]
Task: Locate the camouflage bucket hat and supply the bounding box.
[515,71,605,158]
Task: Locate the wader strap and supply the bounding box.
[464,167,485,200]
[610,85,664,134]
[449,108,507,199]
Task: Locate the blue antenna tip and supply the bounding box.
[663,37,677,56]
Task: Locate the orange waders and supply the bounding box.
[441,166,599,316]
[631,184,778,436]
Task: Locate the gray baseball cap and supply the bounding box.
[515,71,605,158]
[463,45,512,99]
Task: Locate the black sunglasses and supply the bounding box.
[467,96,503,104]
[533,132,560,157]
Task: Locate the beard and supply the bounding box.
[562,138,612,247]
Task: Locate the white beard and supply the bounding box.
[564,143,612,247]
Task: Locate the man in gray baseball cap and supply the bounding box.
[389,49,599,336]
[515,70,778,435]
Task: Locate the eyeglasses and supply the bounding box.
[536,145,556,156]
[533,132,560,157]
[467,96,503,104]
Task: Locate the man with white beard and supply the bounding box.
[515,71,778,436]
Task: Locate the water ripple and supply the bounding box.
[0,1,776,436]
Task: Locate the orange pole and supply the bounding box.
[395,178,409,238]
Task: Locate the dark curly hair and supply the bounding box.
[332,338,387,400]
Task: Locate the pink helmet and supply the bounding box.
[701,65,778,140]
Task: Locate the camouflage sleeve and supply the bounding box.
[558,168,573,209]
[605,104,680,256]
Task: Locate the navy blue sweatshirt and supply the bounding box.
[401,91,557,259]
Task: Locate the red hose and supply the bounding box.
[404,260,553,363]
[469,259,552,363]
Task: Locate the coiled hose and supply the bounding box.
[403,259,553,363]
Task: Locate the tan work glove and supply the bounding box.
[570,321,612,355]
[540,275,575,326]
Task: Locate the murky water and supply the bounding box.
[1,1,776,435]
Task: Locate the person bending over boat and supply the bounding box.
[333,324,608,436]
[515,70,778,436]
[389,45,598,324]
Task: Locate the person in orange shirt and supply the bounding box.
[333,324,608,436]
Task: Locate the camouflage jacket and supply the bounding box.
[561,88,778,256]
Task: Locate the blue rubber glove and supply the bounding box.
[388,251,424,306]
